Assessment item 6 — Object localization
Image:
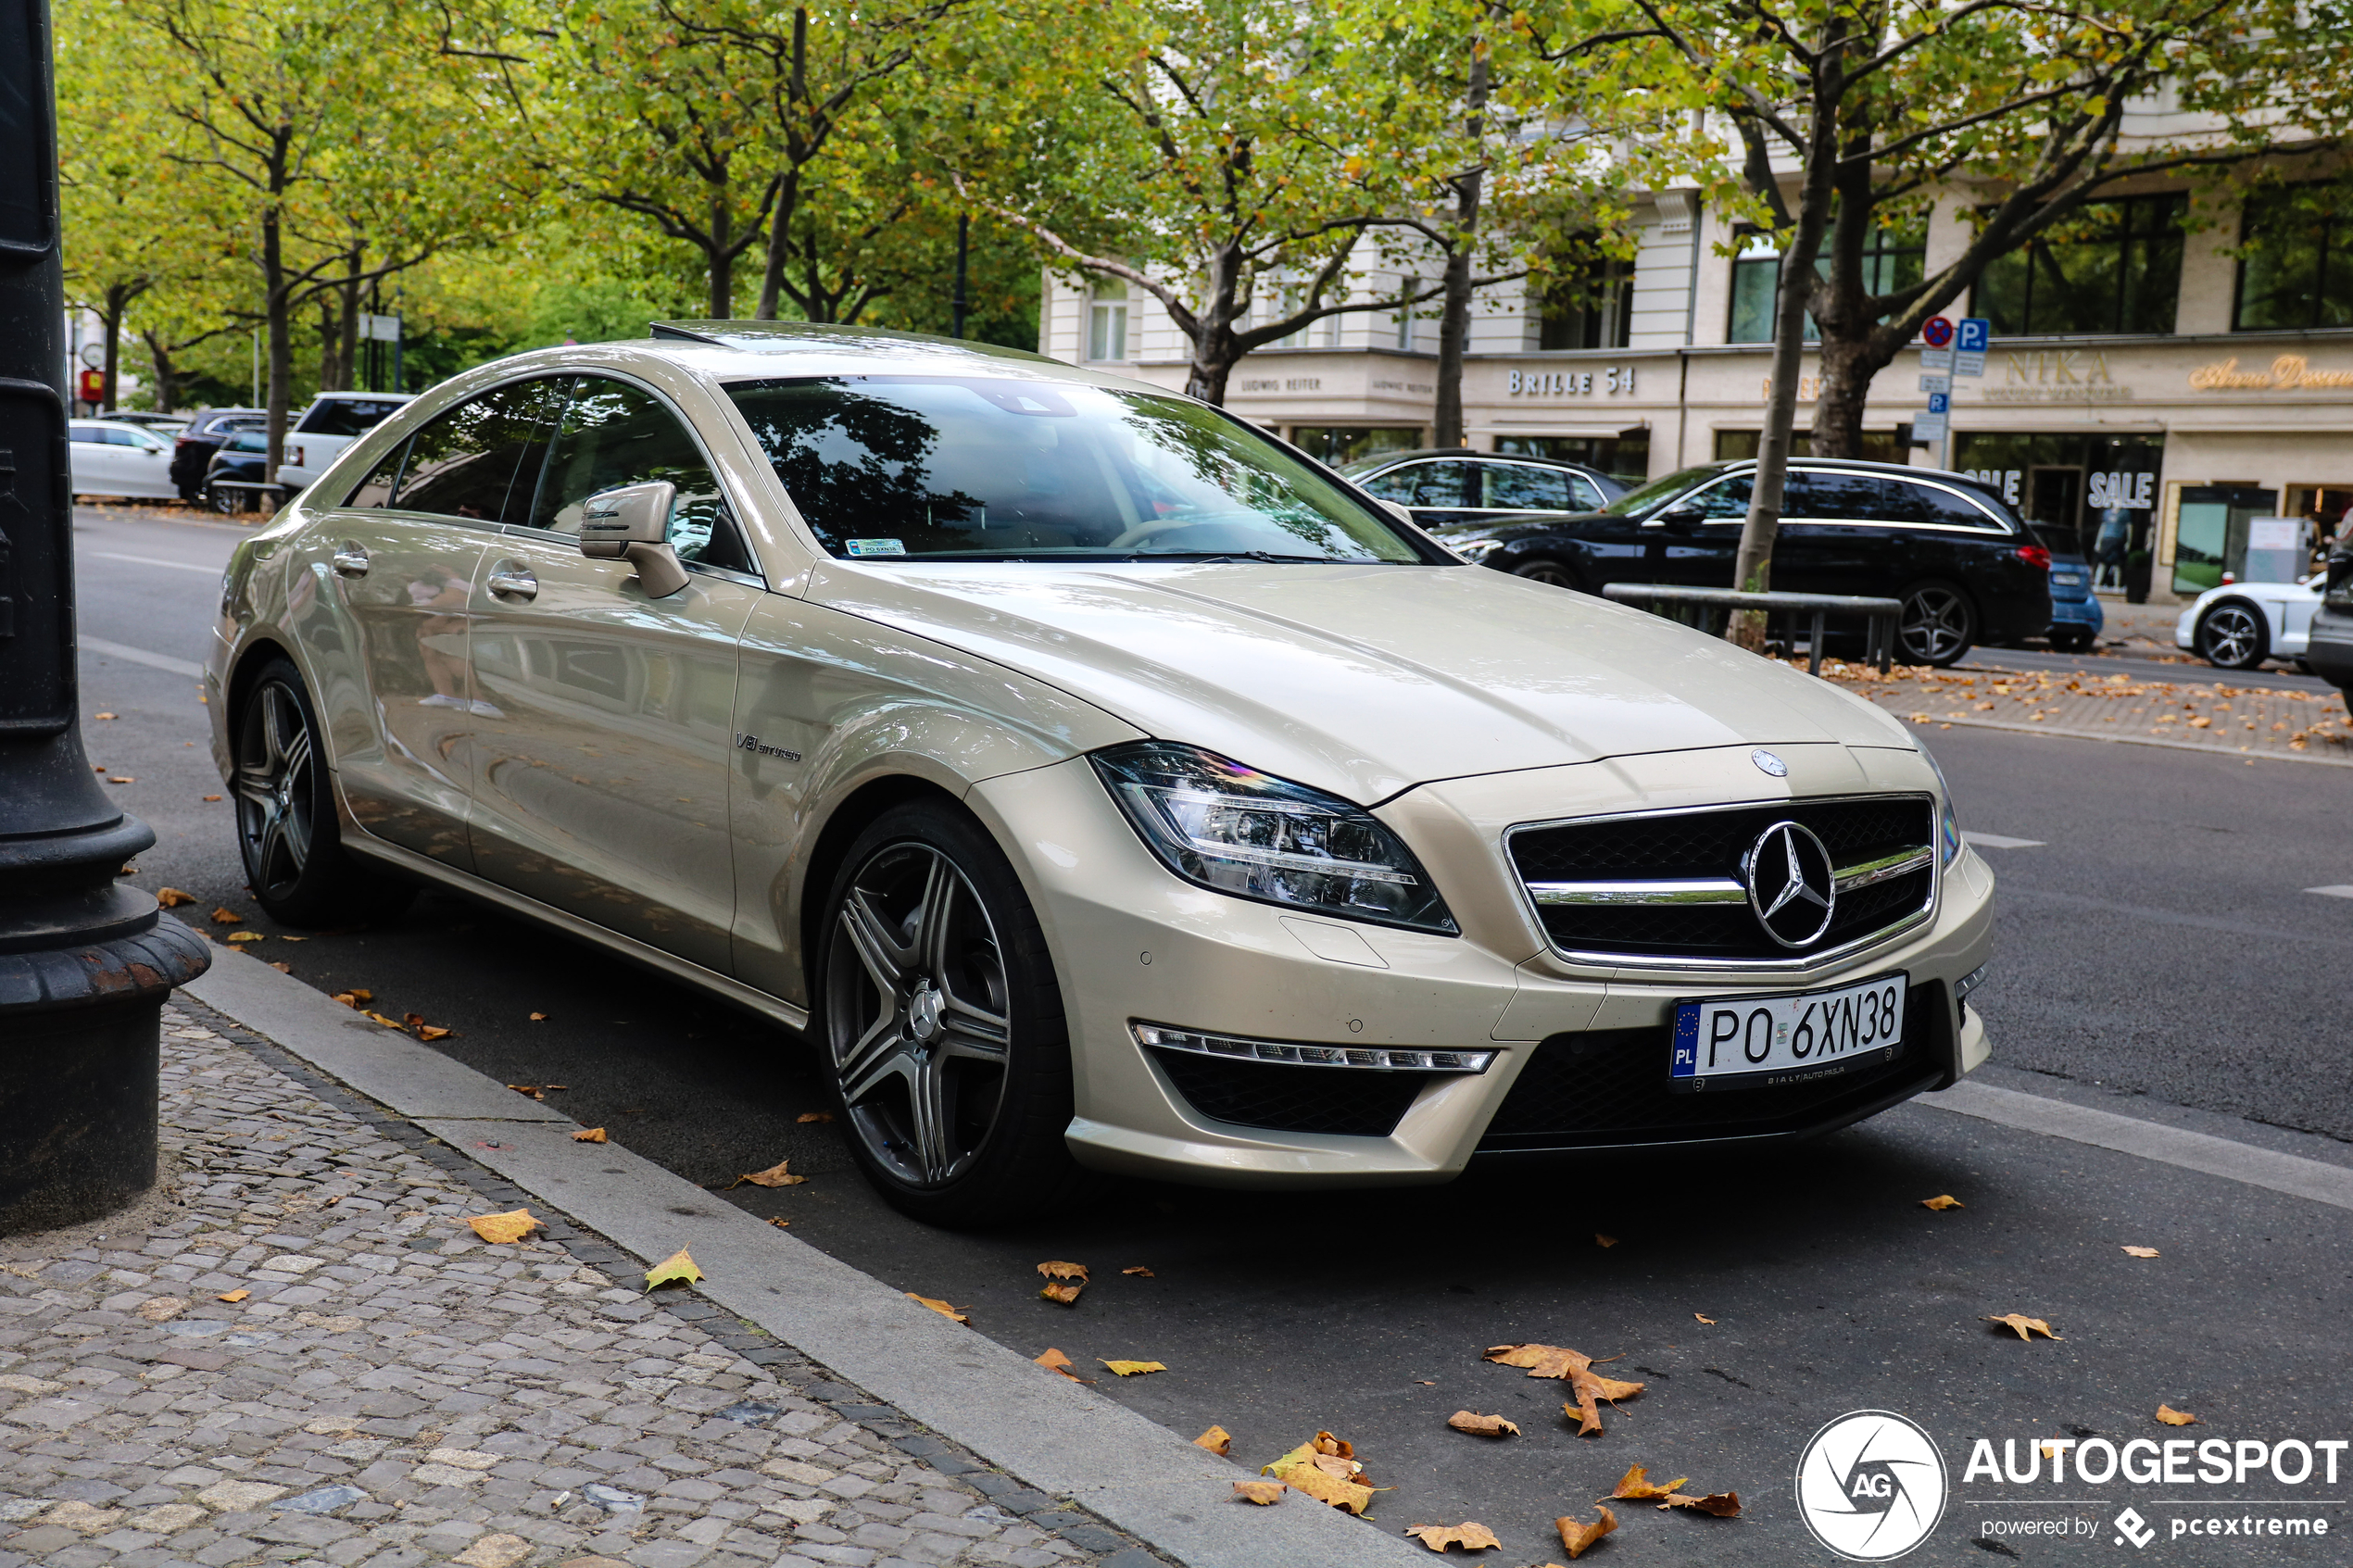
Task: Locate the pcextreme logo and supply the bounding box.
[1796,1410,1949,1561]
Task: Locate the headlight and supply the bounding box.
[1920,746,1962,864]
[1449,538,1504,564]
[1089,741,1458,934]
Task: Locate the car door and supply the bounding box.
[465,373,761,972]
[1645,471,1749,584]
[1356,458,1475,527]
[1478,459,1578,517]
[1773,468,1896,598]
[2281,582,2324,652]
[296,383,561,868]
[67,425,112,494]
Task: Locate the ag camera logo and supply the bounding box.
[1797,1410,1948,1560]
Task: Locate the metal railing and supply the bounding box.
[1600,583,1901,675]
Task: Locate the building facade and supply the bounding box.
[1039,180,2353,605]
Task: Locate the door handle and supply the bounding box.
[332,542,370,576]
[486,564,539,601]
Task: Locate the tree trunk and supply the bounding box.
[1432,38,1491,449]
[326,248,362,393]
[319,296,340,391]
[755,170,799,321]
[1809,331,1885,459]
[141,332,180,414]
[263,207,292,482]
[709,187,734,318]
[1184,247,1242,405]
[100,284,127,412]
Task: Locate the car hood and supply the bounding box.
[806,560,1917,802]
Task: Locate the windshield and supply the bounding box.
[1602,464,1725,517]
[726,375,1425,563]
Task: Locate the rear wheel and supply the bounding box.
[2195,602,2267,670]
[817,800,1080,1226]
[1896,580,1977,666]
[233,659,413,926]
[1509,558,1581,590]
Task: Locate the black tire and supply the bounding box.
[1896,580,1978,667]
[1509,558,1582,590]
[2049,628,2094,653]
[2195,601,2268,670]
[816,799,1081,1226]
[232,659,414,927]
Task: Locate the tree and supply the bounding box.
[1563,0,2353,607]
[960,0,1521,406]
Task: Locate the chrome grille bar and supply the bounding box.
[1529,848,1933,909]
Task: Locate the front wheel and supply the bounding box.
[233,659,413,926]
[1510,558,1582,590]
[817,800,1080,1226]
[2195,602,2267,670]
[1897,580,1978,667]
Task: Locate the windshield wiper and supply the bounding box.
[1119,549,1341,564]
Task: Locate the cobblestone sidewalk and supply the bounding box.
[1814,659,2353,764]
[0,1002,1160,1568]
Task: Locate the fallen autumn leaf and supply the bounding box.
[1194,1424,1233,1455]
[1264,1437,1377,1515]
[645,1248,702,1290]
[203,794,222,802]
[572,1128,608,1143]
[1982,1313,2062,1341]
[1038,1260,1088,1304]
[94,712,115,721]
[1101,1359,1165,1376]
[217,1289,249,1303]
[225,931,264,943]
[466,1210,544,1246]
[1233,1481,1285,1505]
[156,888,196,908]
[329,989,372,1008]
[907,1294,968,1323]
[1122,1266,1156,1277]
[1555,1505,1617,1560]
[1594,1233,1618,1248]
[2122,1246,2159,1258]
[209,907,243,924]
[1446,1411,1519,1438]
[528,1011,548,1022]
[1607,1465,1687,1500]
[796,1111,835,1123]
[1694,1313,1717,1324]
[1034,1347,1089,1382]
[507,1084,546,1100]
[1658,1490,1741,1517]
[1404,1522,1502,1552]
[1921,1195,1965,1210]
[2157,1405,2198,1426]
[728,1159,807,1188]
[767,1216,789,1229]
[1485,1343,1594,1379]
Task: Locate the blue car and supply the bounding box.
[2039,527,2104,652]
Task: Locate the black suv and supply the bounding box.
[1337,448,1627,527]
[169,408,268,500]
[1427,458,2050,666]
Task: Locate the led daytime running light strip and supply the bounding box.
[1133,1022,1495,1073]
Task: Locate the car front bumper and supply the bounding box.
[967,745,1994,1189]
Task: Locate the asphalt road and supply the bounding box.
[74,504,2353,1563]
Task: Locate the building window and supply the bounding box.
[2234,183,2353,332]
[1394,281,1419,351]
[1290,426,1422,465]
[1727,222,1924,344]
[1978,194,2185,337]
[1493,433,1650,490]
[1087,282,1128,361]
[1538,257,1633,350]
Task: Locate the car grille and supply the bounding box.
[1148,1048,1430,1137]
[1508,796,1935,962]
[1478,984,1942,1151]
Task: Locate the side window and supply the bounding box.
[392,381,565,524]
[1782,470,1893,521]
[1567,473,1607,509]
[1360,461,1466,508]
[1481,462,1573,510]
[69,427,99,444]
[346,439,409,508]
[532,378,750,571]
[1684,475,1753,520]
[1903,481,2008,530]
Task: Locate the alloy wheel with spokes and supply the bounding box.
[1897,582,1977,666]
[825,843,1015,1189]
[2196,602,2267,670]
[235,679,318,903]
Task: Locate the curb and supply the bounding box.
[181,946,1429,1568]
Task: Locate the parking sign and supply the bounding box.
[1926,393,1950,416]
[1957,318,1989,353]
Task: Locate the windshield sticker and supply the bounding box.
[845,538,908,558]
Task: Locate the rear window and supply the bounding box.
[296,398,407,437]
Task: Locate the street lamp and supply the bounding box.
[0,0,209,1234]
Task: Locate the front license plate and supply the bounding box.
[1668,972,1907,1092]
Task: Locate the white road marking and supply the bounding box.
[2306,885,2353,899]
[1919,1080,2353,1213]
[79,636,204,680]
[83,549,221,575]
[1963,832,2045,849]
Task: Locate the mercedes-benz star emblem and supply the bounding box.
[1751,747,1789,777]
[1744,820,1837,947]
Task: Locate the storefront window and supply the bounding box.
[1726,222,1924,345]
[1978,194,2185,337]
[1952,433,2164,593]
[1494,433,1651,489]
[1539,256,1635,350]
[2234,183,2353,332]
[1290,426,1422,465]
[2172,485,2283,596]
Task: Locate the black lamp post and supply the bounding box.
[0,0,209,1234]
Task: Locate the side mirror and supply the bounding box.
[1650,503,1699,530]
[1375,498,1416,528]
[579,481,688,597]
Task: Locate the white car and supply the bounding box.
[207,323,1994,1223]
[275,391,414,494]
[2174,575,2324,671]
[68,418,179,500]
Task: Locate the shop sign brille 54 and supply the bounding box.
[2188,354,2353,391]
